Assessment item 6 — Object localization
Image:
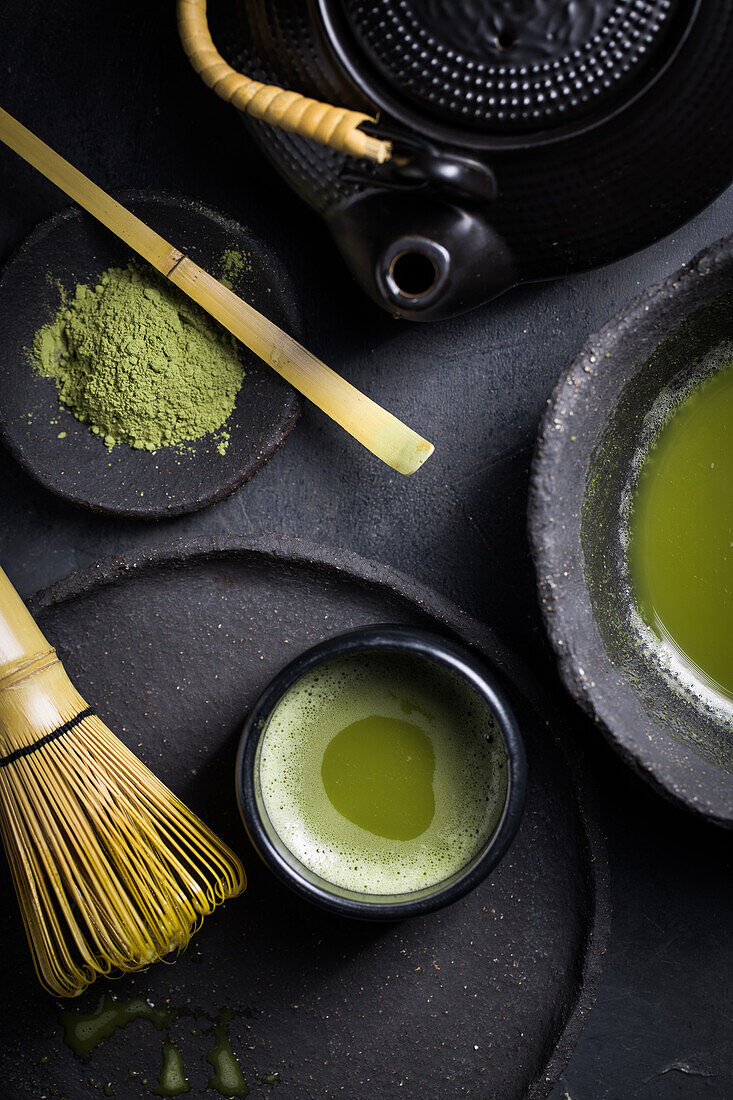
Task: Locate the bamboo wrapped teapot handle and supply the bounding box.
[176,0,392,164]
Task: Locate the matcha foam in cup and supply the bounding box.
[238,628,526,917]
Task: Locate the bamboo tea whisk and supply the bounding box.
[0,565,245,998]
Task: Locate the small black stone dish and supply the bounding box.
[0,192,301,518]
[236,624,527,920]
[529,234,733,826]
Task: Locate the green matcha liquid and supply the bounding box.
[630,361,733,700]
[259,652,508,895]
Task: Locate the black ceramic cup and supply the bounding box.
[236,625,527,919]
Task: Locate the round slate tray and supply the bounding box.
[0,537,609,1100]
[0,193,301,518]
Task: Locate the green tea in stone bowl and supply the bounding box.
[629,358,733,704]
[237,628,526,919]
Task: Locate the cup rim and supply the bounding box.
[235,624,527,919]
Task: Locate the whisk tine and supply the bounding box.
[0,566,246,997]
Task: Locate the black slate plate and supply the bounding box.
[0,537,609,1100]
[0,193,301,518]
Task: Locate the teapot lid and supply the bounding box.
[321,0,696,147]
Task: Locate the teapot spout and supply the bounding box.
[326,191,517,321]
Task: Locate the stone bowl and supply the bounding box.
[529,235,733,826]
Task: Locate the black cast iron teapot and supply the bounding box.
[180,0,733,321]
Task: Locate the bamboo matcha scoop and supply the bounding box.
[0,108,433,475]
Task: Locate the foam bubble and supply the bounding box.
[258,651,508,895]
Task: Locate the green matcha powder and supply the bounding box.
[33,265,246,451]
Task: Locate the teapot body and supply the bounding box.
[216,0,733,321]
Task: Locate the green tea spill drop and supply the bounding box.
[59,992,175,1060]
[153,1042,190,1096]
[32,264,245,451]
[630,361,733,700]
[206,1011,248,1097]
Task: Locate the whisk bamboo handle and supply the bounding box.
[0,107,432,475]
[0,567,77,763]
[176,0,391,164]
[0,567,53,683]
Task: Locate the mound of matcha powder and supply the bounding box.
[32,265,245,451]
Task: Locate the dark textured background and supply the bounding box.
[0,2,730,1097]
